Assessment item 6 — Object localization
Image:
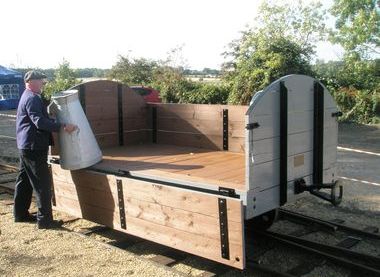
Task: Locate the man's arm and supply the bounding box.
[26,96,62,132]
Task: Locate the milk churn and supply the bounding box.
[49,90,102,170]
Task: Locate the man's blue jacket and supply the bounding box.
[16,89,61,151]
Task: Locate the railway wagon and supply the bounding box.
[49,75,342,269]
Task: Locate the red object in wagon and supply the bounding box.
[130,86,161,103]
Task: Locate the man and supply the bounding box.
[14,70,77,229]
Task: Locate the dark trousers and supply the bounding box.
[13,149,53,224]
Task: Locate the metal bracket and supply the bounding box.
[218,197,230,260]
[49,157,60,164]
[246,122,260,130]
[223,109,228,150]
[294,178,343,206]
[219,187,237,197]
[117,179,127,229]
[332,111,343,117]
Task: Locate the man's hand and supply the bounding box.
[63,124,77,134]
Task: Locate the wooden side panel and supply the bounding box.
[51,164,245,269]
[122,86,150,145]
[151,103,247,153]
[83,81,119,148]
[49,80,150,152]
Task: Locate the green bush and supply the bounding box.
[332,86,380,124]
[180,82,230,104]
[151,66,196,103]
[42,60,80,100]
[314,58,379,124]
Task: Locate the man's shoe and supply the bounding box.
[37,220,64,230]
[14,213,37,223]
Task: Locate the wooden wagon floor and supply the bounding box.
[91,144,246,191]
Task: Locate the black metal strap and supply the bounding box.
[117,179,126,229]
[223,109,228,150]
[279,81,288,206]
[218,198,230,259]
[117,83,124,146]
[79,84,86,114]
[152,106,157,143]
[313,82,324,185]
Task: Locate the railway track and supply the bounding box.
[251,209,380,277]
[1,162,379,277]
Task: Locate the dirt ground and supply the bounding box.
[0,110,379,276]
[0,195,184,277]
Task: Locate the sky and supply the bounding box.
[1,0,344,70]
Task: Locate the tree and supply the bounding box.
[254,0,327,47]
[222,0,325,104]
[321,1,380,123]
[108,56,157,85]
[43,60,80,99]
[330,0,380,57]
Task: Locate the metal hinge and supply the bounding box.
[49,157,60,164]
[332,111,343,117]
[246,122,260,130]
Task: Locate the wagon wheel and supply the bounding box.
[246,209,278,230]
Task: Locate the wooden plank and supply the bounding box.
[250,126,338,165]
[121,85,149,145]
[171,155,243,177]
[250,147,337,191]
[123,130,150,145]
[96,144,245,190]
[157,131,222,151]
[158,117,222,136]
[149,255,177,266]
[122,177,242,220]
[123,118,148,131]
[53,180,243,244]
[122,86,146,111]
[94,133,118,148]
[130,169,245,191]
[228,138,245,153]
[83,80,118,104]
[52,143,246,190]
[55,193,244,269]
[90,119,118,134]
[148,103,247,153]
[51,164,242,219]
[85,105,118,121]
[51,165,245,269]
[153,103,247,121]
[249,108,337,142]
